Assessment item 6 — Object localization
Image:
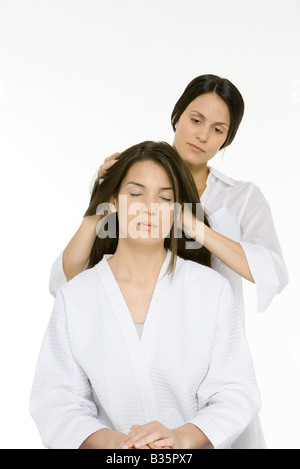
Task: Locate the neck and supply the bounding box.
[185,163,209,192]
[108,239,167,282]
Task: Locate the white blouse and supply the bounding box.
[31,253,261,449]
[201,167,288,315]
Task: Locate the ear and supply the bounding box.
[109,196,118,213]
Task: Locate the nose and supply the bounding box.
[142,196,157,215]
[197,126,209,143]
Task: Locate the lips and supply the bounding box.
[188,143,205,153]
[138,222,158,230]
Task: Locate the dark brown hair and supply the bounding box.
[84,141,211,273]
[171,74,245,149]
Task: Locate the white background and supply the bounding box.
[0,0,299,449]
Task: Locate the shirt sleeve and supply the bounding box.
[30,290,108,449]
[49,252,89,298]
[49,252,67,298]
[189,280,261,449]
[239,185,289,312]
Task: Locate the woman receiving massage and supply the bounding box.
[30,141,261,449]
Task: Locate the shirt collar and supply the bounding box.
[201,166,236,204]
[208,166,236,187]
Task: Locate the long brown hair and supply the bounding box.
[84,141,211,273]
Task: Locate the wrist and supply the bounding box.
[82,214,101,237]
[185,217,205,245]
[173,424,211,449]
[80,428,112,449]
[172,426,190,449]
[83,214,101,225]
[80,428,126,449]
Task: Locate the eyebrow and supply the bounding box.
[190,110,230,128]
[126,182,173,191]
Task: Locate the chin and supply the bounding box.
[184,147,215,166]
[182,154,207,167]
[128,235,165,247]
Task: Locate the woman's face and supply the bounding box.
[115,160,175,245]
[173,92,230,167]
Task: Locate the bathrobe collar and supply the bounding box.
[95,250,172,422]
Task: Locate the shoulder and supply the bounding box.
[173,257,235,316]
[60,264,99,299]
[175,256,228,289]
[210,166,261,193]
[208,167,267,208]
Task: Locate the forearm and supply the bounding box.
[203,224,254,282]
[80,428,126,449]
[173,423,213,449]
[186,217,254,283]
[63,215,100,281]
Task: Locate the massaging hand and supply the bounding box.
[98,152,121,184]
[176,203,205,245]
[176,203,196,238]
[121,421,181,449]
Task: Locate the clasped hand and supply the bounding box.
[121,421,181,450]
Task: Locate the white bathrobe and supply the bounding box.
[48,167,287,448]
[31,253,261,449]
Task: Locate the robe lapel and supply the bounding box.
[140,255,171,360]
[95,251,171,423]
